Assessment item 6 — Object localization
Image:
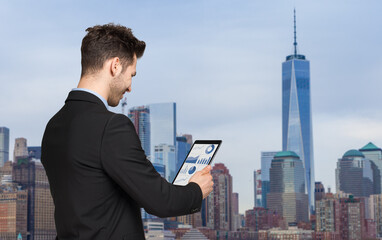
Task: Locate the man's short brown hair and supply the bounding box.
[81,23,146,77]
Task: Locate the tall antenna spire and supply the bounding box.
[293,8,297,56]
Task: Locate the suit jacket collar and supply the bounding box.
[65,90,108,110]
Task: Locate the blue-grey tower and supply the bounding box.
[282,9,315,213]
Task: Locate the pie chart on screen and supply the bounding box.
[188,166,196,174]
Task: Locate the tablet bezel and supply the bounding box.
[172,140,222,185]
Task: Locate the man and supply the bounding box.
[41,24,213,240]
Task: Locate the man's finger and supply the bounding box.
[200,165,211,174]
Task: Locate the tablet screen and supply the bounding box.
[173,140,221,186]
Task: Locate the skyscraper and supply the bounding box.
[260,151,278,208]
[176,135,192,174]
[206,163,233,231]
[13,138,28,163]
[360,142,382,194]
[128,106,151,158]
[0,127,10,167]
[154,144,176,182]
[149,102,176,161]
[335,149,374,197]
[267,151,309,224]
[254,169,262,207]
[282,10,315,212]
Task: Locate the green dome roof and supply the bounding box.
[343,149,365,158]
[274,151,299,158]
[359,142,381,152]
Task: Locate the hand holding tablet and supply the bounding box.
[172,140,222,186]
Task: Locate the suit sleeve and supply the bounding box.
[100,114,202,218]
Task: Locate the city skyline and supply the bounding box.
[1,1,382,213]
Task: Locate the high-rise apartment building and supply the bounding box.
[335,149,375,197]
[254,169,262,207]
[0,127,10,167]
[315,194,339,233]
[282,10,315,213]
[128,106,151,158]
[260,151,278,208]
[206,163,233,231]
[267,151,309,224]
[12,159,56,239]
[0,183,28,240]
[368,194,382,237]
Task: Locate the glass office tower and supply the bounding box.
[149,103,176,162]
[282,10,315,213]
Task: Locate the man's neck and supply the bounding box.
[77,74,109,101]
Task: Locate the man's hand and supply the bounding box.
[189,165,214,199]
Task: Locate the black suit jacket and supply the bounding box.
[41,91,202,240]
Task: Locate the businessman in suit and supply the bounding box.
[41,24,213,240]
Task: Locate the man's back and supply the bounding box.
[41,91,202,239]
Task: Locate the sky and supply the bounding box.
[1,0,382,214]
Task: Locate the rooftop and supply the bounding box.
[359,142,382,152]
[274,151,299,158]
[343,149,365,158]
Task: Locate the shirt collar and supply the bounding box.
[72,88,108,109]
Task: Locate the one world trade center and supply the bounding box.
[282,10,315,213]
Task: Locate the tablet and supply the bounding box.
[172,140,222,186]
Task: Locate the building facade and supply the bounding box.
[335,149,374,197]
[254,169,262,208]
[12,159,56,240]
[128,106,151,158]
[176,135,192,174]
[267,151,309,224]
[206,163,233,231]
[260,151,278,208]
[282,10,315,213]
[360,142,382,194]
[0,127,10,167]
[149,102,176,162]
[154,144,176,182]
[0,183,28,240]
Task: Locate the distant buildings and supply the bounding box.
[0,183,28,240]
[267,151,309,224]
[315,193,377,239]
[245,207,282,231]
[0,127,10,167]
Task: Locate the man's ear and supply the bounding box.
[110,57,122,77]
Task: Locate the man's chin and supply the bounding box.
[107,100,119,107]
